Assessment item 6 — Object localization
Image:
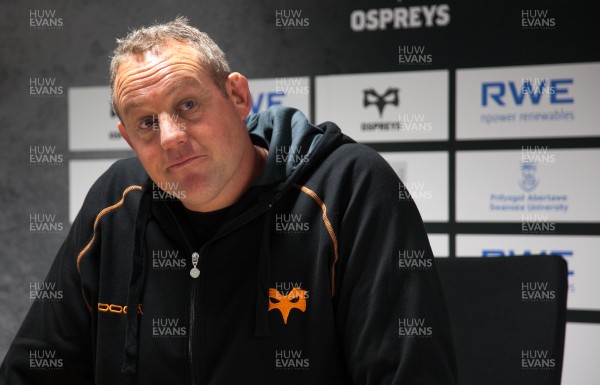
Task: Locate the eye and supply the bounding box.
[138,116,158,131]
[180,100,195,111]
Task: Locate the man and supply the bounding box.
[1,17,456,384]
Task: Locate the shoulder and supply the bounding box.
[327,141,398,182]
[81,157,148,214]
[101,156,147,183]
[93,157,148,188]
[309,120,398,183]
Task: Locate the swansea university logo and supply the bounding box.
[363,87,400,117]
[518,161,539,192]
[268,287,308,324]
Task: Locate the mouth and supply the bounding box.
[167,155,205,170]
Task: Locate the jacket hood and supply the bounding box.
[246,105,352,189]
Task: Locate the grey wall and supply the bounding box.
[1,0,599,363]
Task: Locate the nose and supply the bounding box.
[158,113,188,149]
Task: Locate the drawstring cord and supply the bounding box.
[254,199,274,337]
[122,179,153,374]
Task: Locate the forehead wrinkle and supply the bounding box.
[117,55,202,90]
[163,75,205,95]
[115,43,201,85]
[117,60,206,116]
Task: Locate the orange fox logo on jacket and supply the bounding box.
[268,287,308,324]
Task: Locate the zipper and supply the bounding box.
[190,252,200,278]
[189,270,197,385]
[161,204,202,385]
[188,245,211,385]
[163,200,274,385]
[189,244,214,384]
[187,247,206,385]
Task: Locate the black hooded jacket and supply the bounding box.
[1,106,456,384]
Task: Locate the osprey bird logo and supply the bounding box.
[363,87,400,117]
[268,287,308,324]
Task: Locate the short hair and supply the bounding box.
[109,16,231,118]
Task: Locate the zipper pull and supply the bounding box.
[190,252,200,278]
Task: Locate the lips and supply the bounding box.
[167,155,204,169]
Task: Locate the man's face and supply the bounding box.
[114,41,254,212]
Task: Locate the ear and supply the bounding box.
[117,121,135,151]
[225,72,251,120]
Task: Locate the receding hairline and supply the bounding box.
[111,37,209,81]
[109,17,231,118]
[112,39,209,85]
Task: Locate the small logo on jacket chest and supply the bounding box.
[268,287,309,324]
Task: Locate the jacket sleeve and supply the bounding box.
[0,187,99,384]
[334,147,457,385]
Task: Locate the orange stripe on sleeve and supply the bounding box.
[293,183,340,297]
[76,185,142,311]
